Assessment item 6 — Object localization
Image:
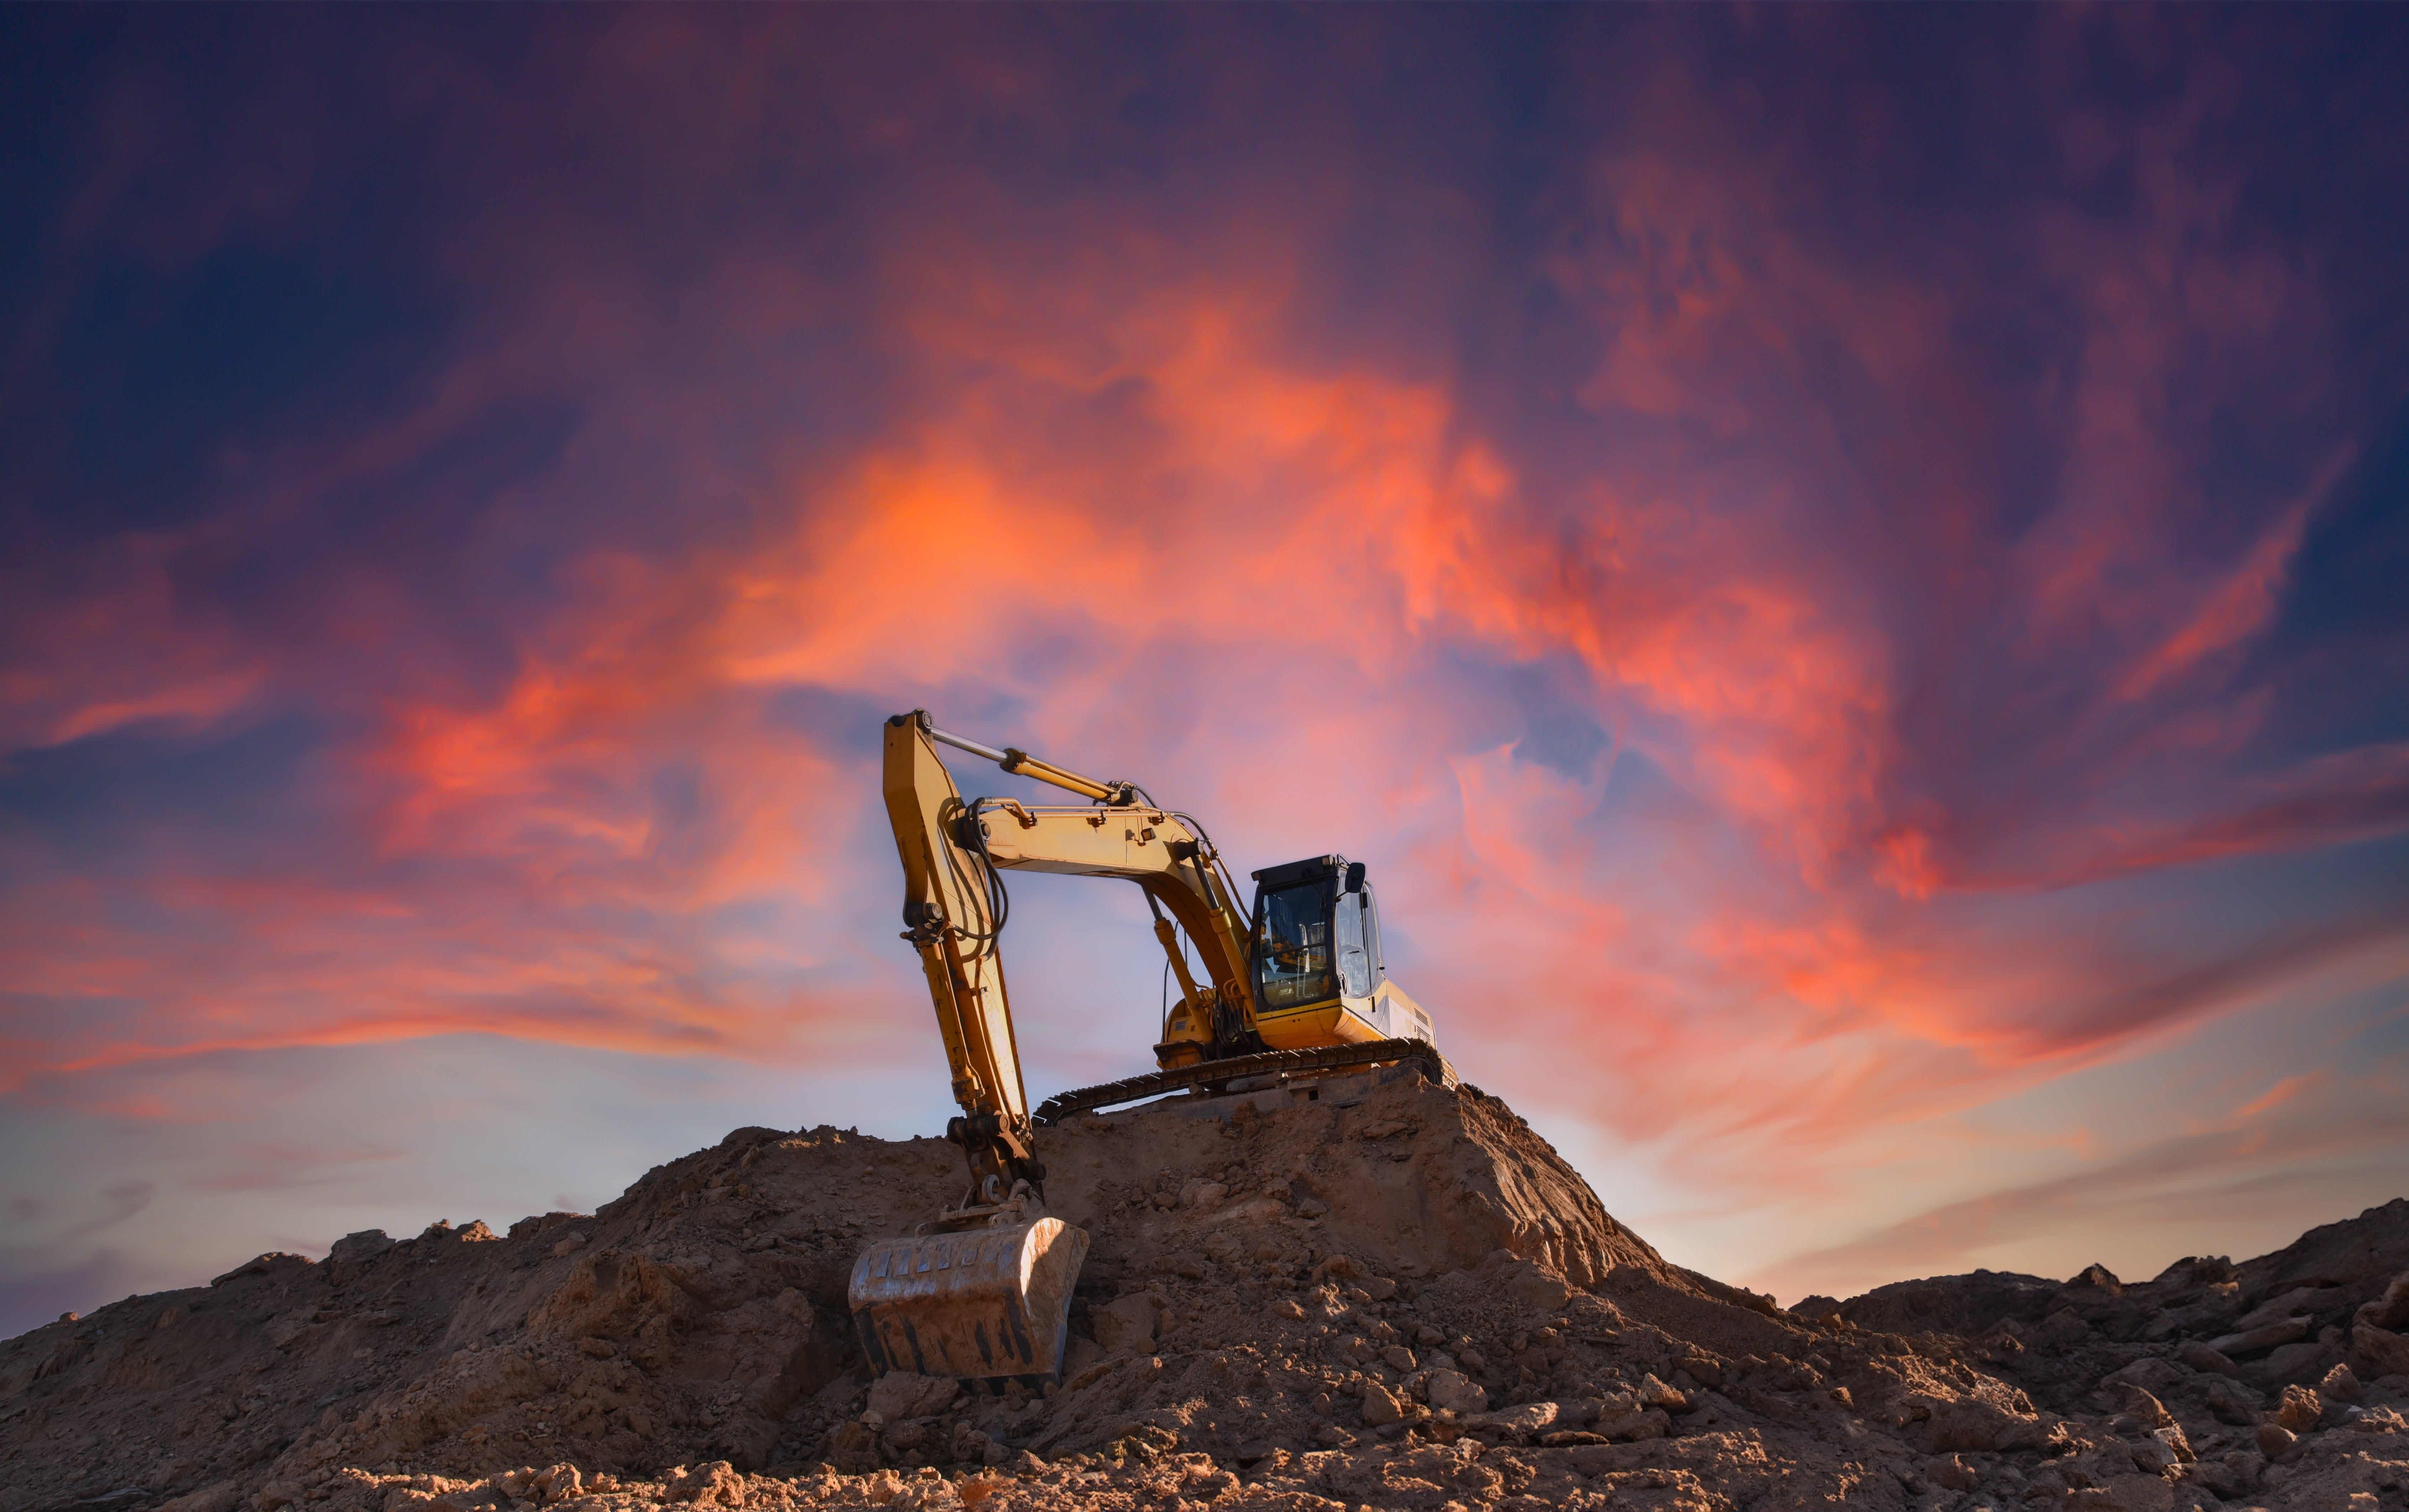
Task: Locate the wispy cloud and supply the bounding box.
[4,5,2408,1329]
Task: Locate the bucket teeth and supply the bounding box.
[848,1217,1089,1385]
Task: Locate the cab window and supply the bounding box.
[1335,891,1372,999]
[1255,881,1333,1009]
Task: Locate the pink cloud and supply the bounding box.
[4,9,2405,1321]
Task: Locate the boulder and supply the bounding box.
[2352,1320,2409,1379]
[2176,1340,2239,1377]
[1423,1368,1487,1416]
[2361,1271,2409,1332]
[2201,1375,2261,1425]
[2254,1338,2340,1387]
[328,1230,395,1264]
[2231,1285,2348,1333]
[2207,1316,2309,1357]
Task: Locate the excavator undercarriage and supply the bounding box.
[1033,1035,1456,1126]
[846,711,1449,1386]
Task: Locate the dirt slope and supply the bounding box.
[4,1067,2406,1512]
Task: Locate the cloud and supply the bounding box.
[4,6,2409,1317]
[1770,1053,2409,1299]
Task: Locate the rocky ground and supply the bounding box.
[5,1065,2407,1512]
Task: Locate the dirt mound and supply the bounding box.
[5,1069,2407,1512]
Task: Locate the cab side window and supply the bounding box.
[1359,884,1386,985]
[1335,891,1372,999]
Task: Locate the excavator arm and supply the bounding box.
[882,713,1038,1201]
[965,802,1257,1065]
[885,711,1260,1148]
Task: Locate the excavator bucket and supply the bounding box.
[848,1217,1090,1386]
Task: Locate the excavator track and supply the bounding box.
[1032,1036,1455,1126]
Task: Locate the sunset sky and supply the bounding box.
[5,7,2408,1340]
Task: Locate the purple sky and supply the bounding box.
[4,7,2408,1340]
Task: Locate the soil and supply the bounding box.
[5,1065,2406,1512]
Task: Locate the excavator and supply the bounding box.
[847,710,1452,1388]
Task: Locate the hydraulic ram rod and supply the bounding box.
[928,723,1122,804]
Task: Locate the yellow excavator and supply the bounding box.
[847,710,1451,1387]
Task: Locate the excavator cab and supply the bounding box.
[1248,855,1437,1051]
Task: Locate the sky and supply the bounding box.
[4,7,2409,1341]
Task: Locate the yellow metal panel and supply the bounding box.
[883,718,1026,1125]
[1252,994,1387,1050]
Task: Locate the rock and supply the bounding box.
[2361,1270,2409,1331]
[666,1461,745,1507]
[2352,1320,2409,1379]
[1505,1264,1575,1311]
[328,1230,394,1264]
[2187,1456,2250,1500]
[1928,1395,2046,1453]
[2098,1472,2176,1512]
[2255,1422,2296,1457]
[2115,1384,2175,1430]
[1424,1369,1487,1416]
[2207,1316,2310,1356]
[1380,1344,1415,1371]
[2068,1263,2123,1294]
[867,1371,959,1422]
[1593,1407,1672,1442]
[1636,1373,1687,1413]
[2232,1285,2348,1332]
[157,1483,245,1512]
[2202,1375,2261,1424]
[2101,1358,2189,1396]
[2130,1432,2180,1475]
[2150,1423,2193,1463]
[210,1252,313,1286]
[1361,1383,1406,1426]
[2273,1383,2321,1433]
[2319,1361,2362,1401]
[2177,1340,2240,1377]
[1472,1400,1558,1436]
[531,1465,581,1504]
[1092,1294,1159,1355]
[2255,1337,2339,1386]
[1931,1454,1981,1491]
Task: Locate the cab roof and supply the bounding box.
[1249,854,1348,889]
